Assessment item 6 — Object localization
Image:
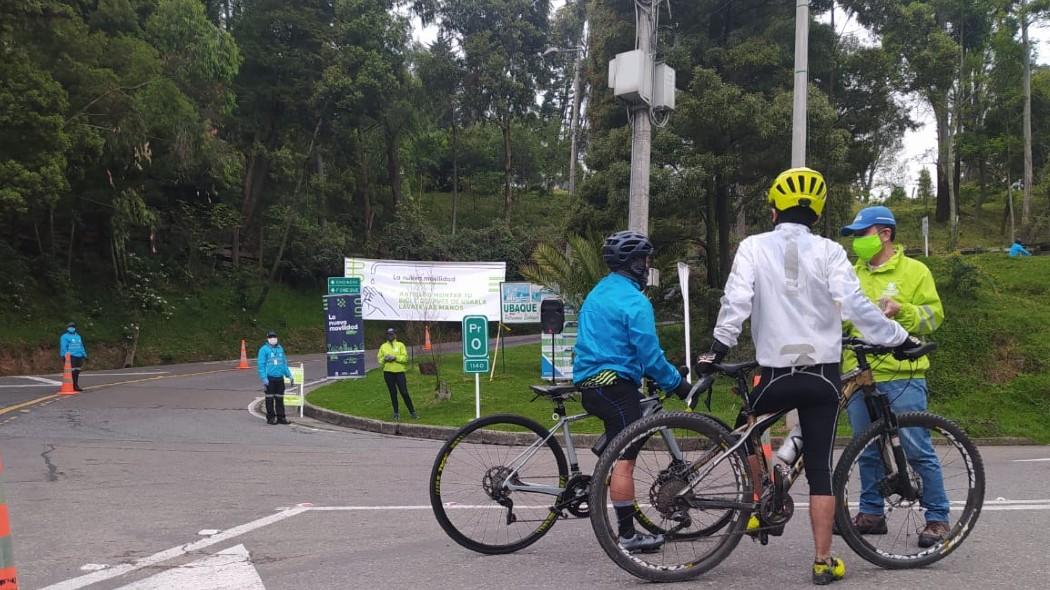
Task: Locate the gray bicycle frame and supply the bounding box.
[503,398,687,497]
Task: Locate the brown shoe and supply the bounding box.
[834,512,887,535]
[918,521,950,548]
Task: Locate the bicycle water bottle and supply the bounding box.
[776,425,804,464]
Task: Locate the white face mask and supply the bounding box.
[267,338,278,346]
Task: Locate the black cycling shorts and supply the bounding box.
[735,363,841,496]
[580,380,645,460]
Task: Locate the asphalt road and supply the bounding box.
[2,351,1049,590]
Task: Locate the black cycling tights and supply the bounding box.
[734,363,841,496]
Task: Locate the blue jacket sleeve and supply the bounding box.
[257,347,268,382]
[59,334,68,358]
[627,296,682,393]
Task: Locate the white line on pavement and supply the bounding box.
[0,384,56,388]
[39,506,309,590]
[85,371,171,377]
[247,397,266,421]
[21,375,63,385]
[1012,458,1050,462]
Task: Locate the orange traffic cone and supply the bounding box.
[238,339,249,370]
[424,325,432,352]
[58,353,77,396]
[0,453,19,590]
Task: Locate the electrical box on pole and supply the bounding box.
[653,63,676,110]
[608,50,652,105]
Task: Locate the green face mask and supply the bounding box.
[852,233,883,261]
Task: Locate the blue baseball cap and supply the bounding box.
[840,206,897,236]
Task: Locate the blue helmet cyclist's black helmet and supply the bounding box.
[602,231,653,270]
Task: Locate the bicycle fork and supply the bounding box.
[866,390,922,502]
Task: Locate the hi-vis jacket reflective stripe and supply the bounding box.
[378,341,409,373]
[842,245,944,381]
[714,223,909,368]
[573,273,683,392]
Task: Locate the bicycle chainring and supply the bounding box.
[562,474,592,517]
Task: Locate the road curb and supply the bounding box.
[302,400,1039,446]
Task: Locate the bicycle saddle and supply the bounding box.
[529,384,578,400]
[713,360,760,377]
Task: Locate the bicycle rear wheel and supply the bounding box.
[833,411,985,568]
[429,414,569,554]
[589,412,752,582]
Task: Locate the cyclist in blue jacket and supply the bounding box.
[258,330,293,425]
[573,230,691,554]
[59,322,88,391]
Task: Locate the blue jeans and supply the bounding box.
[845,379,950,523]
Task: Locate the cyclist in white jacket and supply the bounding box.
[696,168,914,585]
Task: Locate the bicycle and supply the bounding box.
[588,338,985,582]
[428,379,726,554]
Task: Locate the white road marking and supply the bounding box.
[0,384,56,388]
[84,371,170,377]
[1012,457,1050,462]
[22,376,63,385]
[39,506,308,590]
[78,564,109,572]
[198,529,221,536]
[114,544,265,590]
[247,397,267,421]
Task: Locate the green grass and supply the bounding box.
[309,342,746,432]
[921,254,1050,441]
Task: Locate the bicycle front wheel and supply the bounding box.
[834,411,985,568]
[589,412,752,582]
[429,414,569,554]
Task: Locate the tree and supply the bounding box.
[425,0,551,221]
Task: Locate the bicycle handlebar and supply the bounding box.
[684,374,717,411]
[842,336,938,361]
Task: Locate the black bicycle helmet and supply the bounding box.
[603,231,653,269]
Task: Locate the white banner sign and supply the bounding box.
[344,258,506,322]
[500,282,557,324]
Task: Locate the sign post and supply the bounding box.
[677,262,692,383]
[462,315,489,418]
[921,216,930,257]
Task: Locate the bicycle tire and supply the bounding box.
[429,414,569,554]
[833,411,985,569]
[589,412,752,582]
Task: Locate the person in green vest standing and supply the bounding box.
[839,206,949,548]
[378,327,416,421]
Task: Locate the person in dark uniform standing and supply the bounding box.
[258,330,293,425]
[59,322,88,391]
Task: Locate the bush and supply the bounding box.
[944,255,982,299]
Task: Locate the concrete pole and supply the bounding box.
[628,6,652,234]
[1022,1,1034,227]
[791,0,810,168]
[786,0,810,434]
[568,50,583,196]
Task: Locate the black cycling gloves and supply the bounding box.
[696,340,730,374]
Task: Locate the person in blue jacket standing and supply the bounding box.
[59,322,88,391]
[573,230,691,554]
[258,330,293,425]
[1009,239,1032,257]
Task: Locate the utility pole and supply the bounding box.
[791,0,810,167]
[627,5,653,234]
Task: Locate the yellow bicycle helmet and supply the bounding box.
[768,167,827,216]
